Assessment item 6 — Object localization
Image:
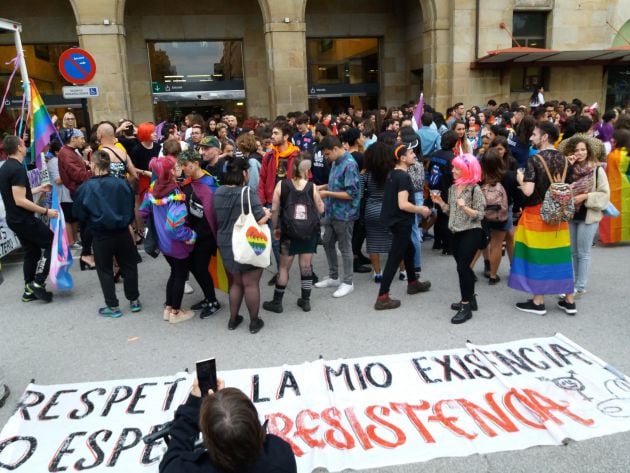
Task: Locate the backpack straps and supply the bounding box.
[535,153,568,184]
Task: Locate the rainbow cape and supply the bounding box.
[599,147,630,244]
[29,79,59,170]
[508,205,574,295]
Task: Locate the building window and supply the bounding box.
[147,41,244,94]
[511,12,549,92]
[307,38,379,85]
[512,12,547,48]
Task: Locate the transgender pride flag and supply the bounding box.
[48,186,73,290]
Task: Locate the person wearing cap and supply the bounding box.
[58,127,95,270]
[374,142,432,310]
[178,149,222,320]
[198,135,224,181]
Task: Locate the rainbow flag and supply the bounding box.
[599,147,630,244]
[29,79,59,170]
[508,205,574,295]
[48,186,74,290]
[209,249,229,293]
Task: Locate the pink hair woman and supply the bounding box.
[430,153,486,324]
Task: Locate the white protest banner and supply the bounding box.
[1,334,630,472]
[0,191,21,258]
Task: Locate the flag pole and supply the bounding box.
[0,18,30,107]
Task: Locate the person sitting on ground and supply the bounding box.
[159,377,297,473]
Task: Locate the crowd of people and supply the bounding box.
[1,92,628,332]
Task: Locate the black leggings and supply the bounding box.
[11,217,53,285]
[451,228,483,302]
[164,255,189,310]
[379,224,417,296]
[189,237,218,303]
[79,219,93,256]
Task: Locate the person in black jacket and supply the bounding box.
[73,150,140,318]
[159,378,297,473]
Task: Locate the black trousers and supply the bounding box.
[189,237,217,303]
[93,230,139,307]
[352,219,366,258]
[79,220,93,256]
[451,228,483,303]
[10,217,53,286]
[164,255,189,310]
[379,224,417,296]
[434,209,452,250]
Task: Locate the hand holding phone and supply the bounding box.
[196,358,217,397]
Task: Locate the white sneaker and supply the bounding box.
[184,282,194,294]
[333,283,354,298]
[315,278,340,288]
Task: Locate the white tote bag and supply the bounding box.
[232,186,271,267]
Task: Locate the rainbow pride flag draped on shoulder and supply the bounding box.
[600,146,630,244]
[508,204,574,295]
[29,79,59,170]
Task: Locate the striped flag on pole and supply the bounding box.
[48,186,74,290]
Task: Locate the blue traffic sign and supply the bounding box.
[58,48,96,85]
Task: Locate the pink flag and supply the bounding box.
[413,93,424,128]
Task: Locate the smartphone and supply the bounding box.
[196,358,217,396]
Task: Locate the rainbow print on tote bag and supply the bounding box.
[232,186,271,267]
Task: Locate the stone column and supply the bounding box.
[75,24,132,124]
[263,20,309,117]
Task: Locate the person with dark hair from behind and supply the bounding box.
[0,135,58,302]
[73,150,140,318]
[214,158,271,333]
[159,377,297,473]
[427,130,457,254]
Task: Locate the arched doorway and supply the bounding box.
[304,0,425,113]
[0,0,80,132]
[124,0,267,125]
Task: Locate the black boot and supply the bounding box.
[297,275,312,312]
[483,259,491,278]
[451,294,478,311]
[263,284,285,313]
[451,302,473,324]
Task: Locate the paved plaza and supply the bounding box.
[1,240,629,472]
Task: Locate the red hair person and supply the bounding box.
[430,153,485,324]
[128,122,162,239]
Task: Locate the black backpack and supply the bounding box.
[280,180,319,240]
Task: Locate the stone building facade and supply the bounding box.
[1,0,629,124]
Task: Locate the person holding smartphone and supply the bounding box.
[159,377,297,473]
